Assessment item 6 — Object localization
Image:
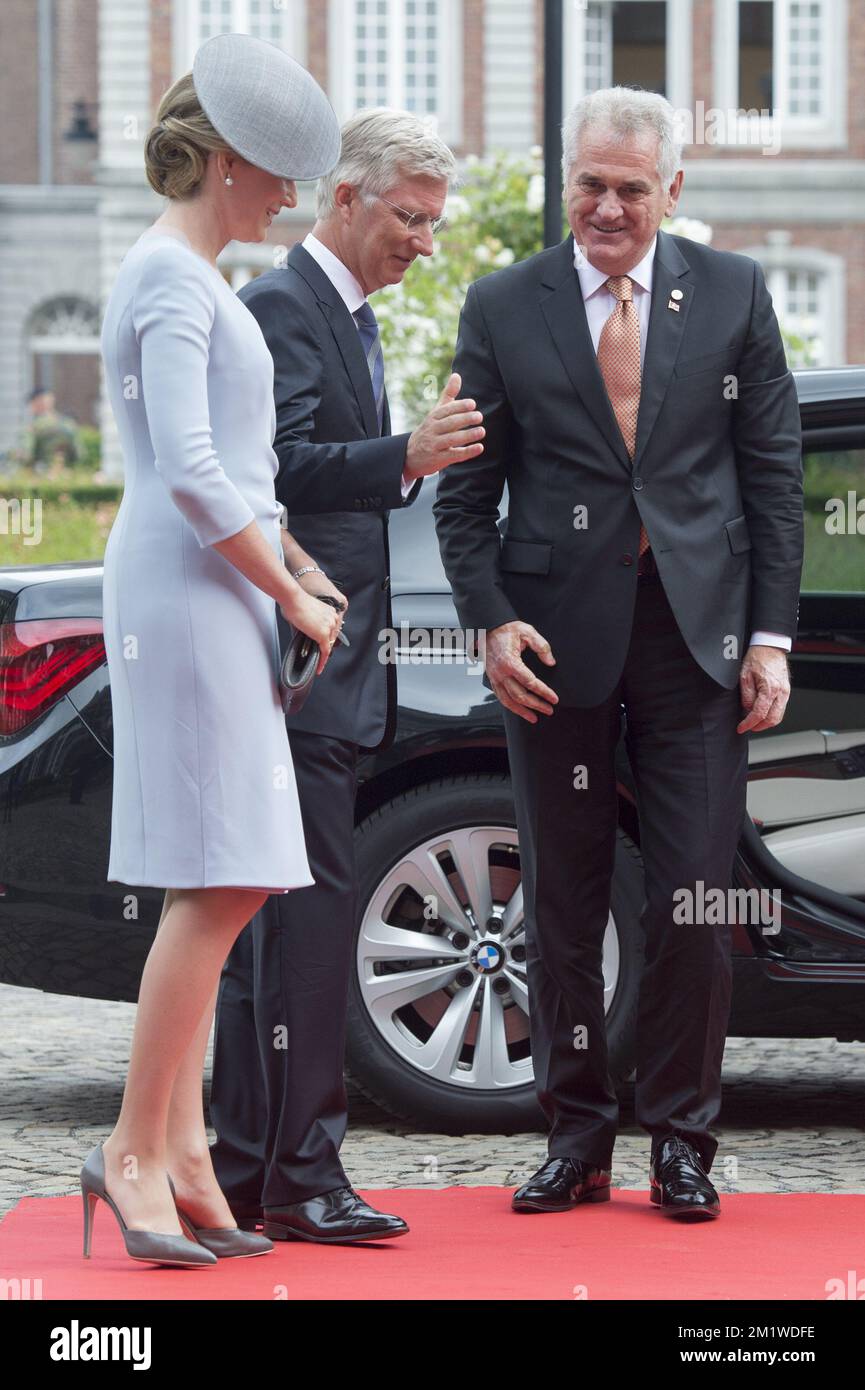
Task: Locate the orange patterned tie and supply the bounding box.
[596,275,649,557]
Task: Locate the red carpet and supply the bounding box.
[2,1188,862,1300]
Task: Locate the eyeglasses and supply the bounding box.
[367,192,448,236]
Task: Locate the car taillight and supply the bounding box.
[0,618,105,738]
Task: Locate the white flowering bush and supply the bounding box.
[376,150,816,423]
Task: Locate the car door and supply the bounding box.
[744,383,865,938]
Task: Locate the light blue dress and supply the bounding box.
[100,229,313,893]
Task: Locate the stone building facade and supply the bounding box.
[0,0,861,475]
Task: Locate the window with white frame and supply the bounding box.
[330,0,462,144]
[744,243,844,366]
[565,0,693,115]
[177,0,305,67]
[770,267,826,364]
[714,0,846,147]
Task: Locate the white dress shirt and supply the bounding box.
[573,235,791,653]
[302,233,413,499]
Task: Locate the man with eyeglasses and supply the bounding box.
[210,108,485,1245]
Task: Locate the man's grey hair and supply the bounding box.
[315,107,457,218]
[561,86,683,188]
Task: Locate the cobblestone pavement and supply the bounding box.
[1,982,863,1219]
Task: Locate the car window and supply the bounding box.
[802,446,865,593]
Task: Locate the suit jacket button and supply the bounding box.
[621,553,634,566]
[633,476,644,489]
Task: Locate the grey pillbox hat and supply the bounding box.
[192,32,340,181]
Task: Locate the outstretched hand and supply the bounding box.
[404,373,485,480]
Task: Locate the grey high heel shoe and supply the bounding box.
[80,1142,217,1267]
[166,1174,273,1258]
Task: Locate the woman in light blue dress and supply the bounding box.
[81,35,344,1266]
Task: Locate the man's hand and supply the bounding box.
[485,621,558,723]
[737,645,791,733]
[404,373,485,480]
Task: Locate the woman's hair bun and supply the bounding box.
[144,73,228,200]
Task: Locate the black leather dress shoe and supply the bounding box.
[262,1188,409,1243]
[650,1136,720,1219]
[512,1157,612,1213]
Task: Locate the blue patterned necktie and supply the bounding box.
[353,300,385,433]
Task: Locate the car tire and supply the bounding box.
[346,774,645,1134]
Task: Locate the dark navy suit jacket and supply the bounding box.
[239,243,421,750]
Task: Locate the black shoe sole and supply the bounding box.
[655,1206,720,1220]
[261,1220,409,1244]
[512,1184,611,1213]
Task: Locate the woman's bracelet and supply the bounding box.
[293,566,326,581]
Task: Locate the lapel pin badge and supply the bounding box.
[667,288,683,312]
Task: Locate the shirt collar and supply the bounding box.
[574,231,658,300]
[302,232,367,315]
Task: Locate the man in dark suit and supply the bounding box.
[210,110,485,1242]
[433,87,804,1221]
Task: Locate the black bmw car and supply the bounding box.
[1,366,864,1133]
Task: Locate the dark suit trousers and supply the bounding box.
[503,568,749,1174]
[209,729,359,1208]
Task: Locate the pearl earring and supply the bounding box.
[224,176,233,186]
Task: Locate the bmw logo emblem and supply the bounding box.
[472,941,503,974]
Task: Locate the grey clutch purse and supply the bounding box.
[278,593,347,715]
